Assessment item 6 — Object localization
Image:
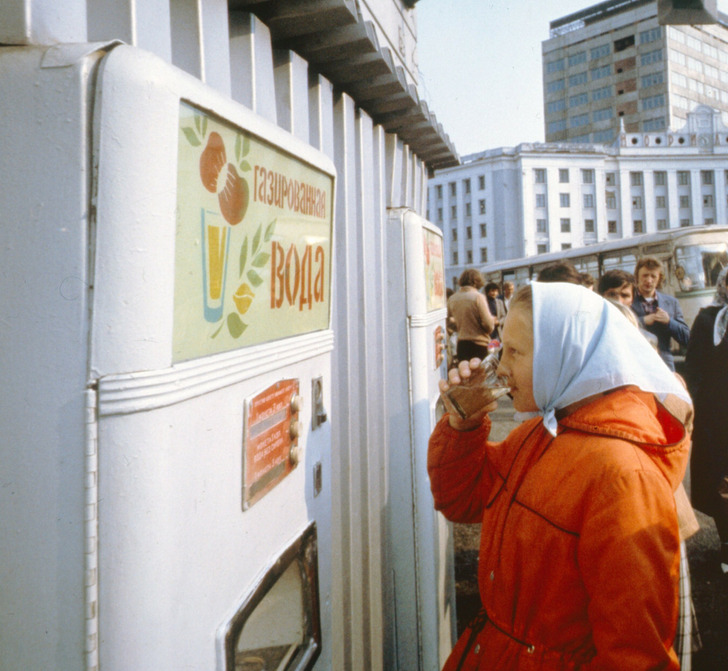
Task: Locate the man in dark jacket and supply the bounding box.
[631,256,689,371]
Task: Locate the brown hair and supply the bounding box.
[459,268,484,289]
[598,269,634,296]
[537,261,581,284]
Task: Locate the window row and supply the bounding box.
[640,48,663,66]
[667,26,728,64]
[451,248,489,265]
[669,47,723,75]
[546,41,613,74]
[531,216,715,246]
[642,93,665,111]
[672,69,728,89]
[450,223,488,241]
[437,199,487,221]
[534,168,595,184]
[435,175,487,198]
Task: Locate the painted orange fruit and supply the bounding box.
[200,132,226,193]
[219,163,249,226]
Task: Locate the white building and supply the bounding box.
[428,106,728,288]
[543,0,728,144]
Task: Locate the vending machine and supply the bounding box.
[0,43,334,671]
[385,208,454,670]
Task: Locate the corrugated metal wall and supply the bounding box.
[218,14,429,668]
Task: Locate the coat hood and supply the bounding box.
[558,386,692,491]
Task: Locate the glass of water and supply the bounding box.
[444,353,510,420]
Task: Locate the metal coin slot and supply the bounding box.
[311,377,327,430]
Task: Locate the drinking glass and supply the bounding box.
[444,353,510,420]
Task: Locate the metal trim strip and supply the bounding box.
[97,330,334,416]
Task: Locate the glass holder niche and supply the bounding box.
[222,523,321,671]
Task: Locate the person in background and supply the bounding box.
[447,269,495,363]
[430,282,692,670]
[502,281,515,312]
[579,272,595,290]
[537,260,581,284]
[630,256,689,371]
[598,269,635,306]
[685,265,728,573]
[484,282,506,342]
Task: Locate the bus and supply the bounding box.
[480,226,728,326]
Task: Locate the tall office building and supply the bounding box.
[543,0,728,144]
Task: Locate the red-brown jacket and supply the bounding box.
[428,387,691,670]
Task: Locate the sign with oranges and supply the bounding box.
[173,103,334,362]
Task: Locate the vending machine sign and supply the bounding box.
[173,103,334,362]
[423,227,445,312]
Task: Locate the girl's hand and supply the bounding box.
[439,358,498,431]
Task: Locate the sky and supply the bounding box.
[416,0,728,157]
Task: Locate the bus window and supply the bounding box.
[602,252,637,274]
[514,267,530,287]
[674,243,728,292]
[573,256,598,280]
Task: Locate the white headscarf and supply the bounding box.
[530,282,691,436]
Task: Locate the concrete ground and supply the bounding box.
[453,396,728,669]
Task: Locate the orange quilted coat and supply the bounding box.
[428,387,690,670]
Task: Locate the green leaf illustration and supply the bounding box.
[227,313,247,338]
[211,320,225,338]
[242,135,250,156]
[264,219,276,242]
[239,237,248,277]
[235,134,242,164]
[182,127,201,146]
[252,252,270,268]
[240,160,251,172]
[247,269,263,287]
[252,224,262,254]
[201,116,208,137]
[194,114,202,134]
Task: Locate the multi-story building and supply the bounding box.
[543,0,728,144]
[428,106,728,288]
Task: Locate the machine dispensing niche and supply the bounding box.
[222,523,322,671]
[173,103,334,362]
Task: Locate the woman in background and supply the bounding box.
[447,269,495,363]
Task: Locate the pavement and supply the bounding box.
[452,396,728,669]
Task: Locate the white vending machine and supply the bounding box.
[385,208,454,670]
[0,44,335,671]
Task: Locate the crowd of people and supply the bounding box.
[437,257,726,670]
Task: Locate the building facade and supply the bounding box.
[428,106,728,288]
[543,0,728,144]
